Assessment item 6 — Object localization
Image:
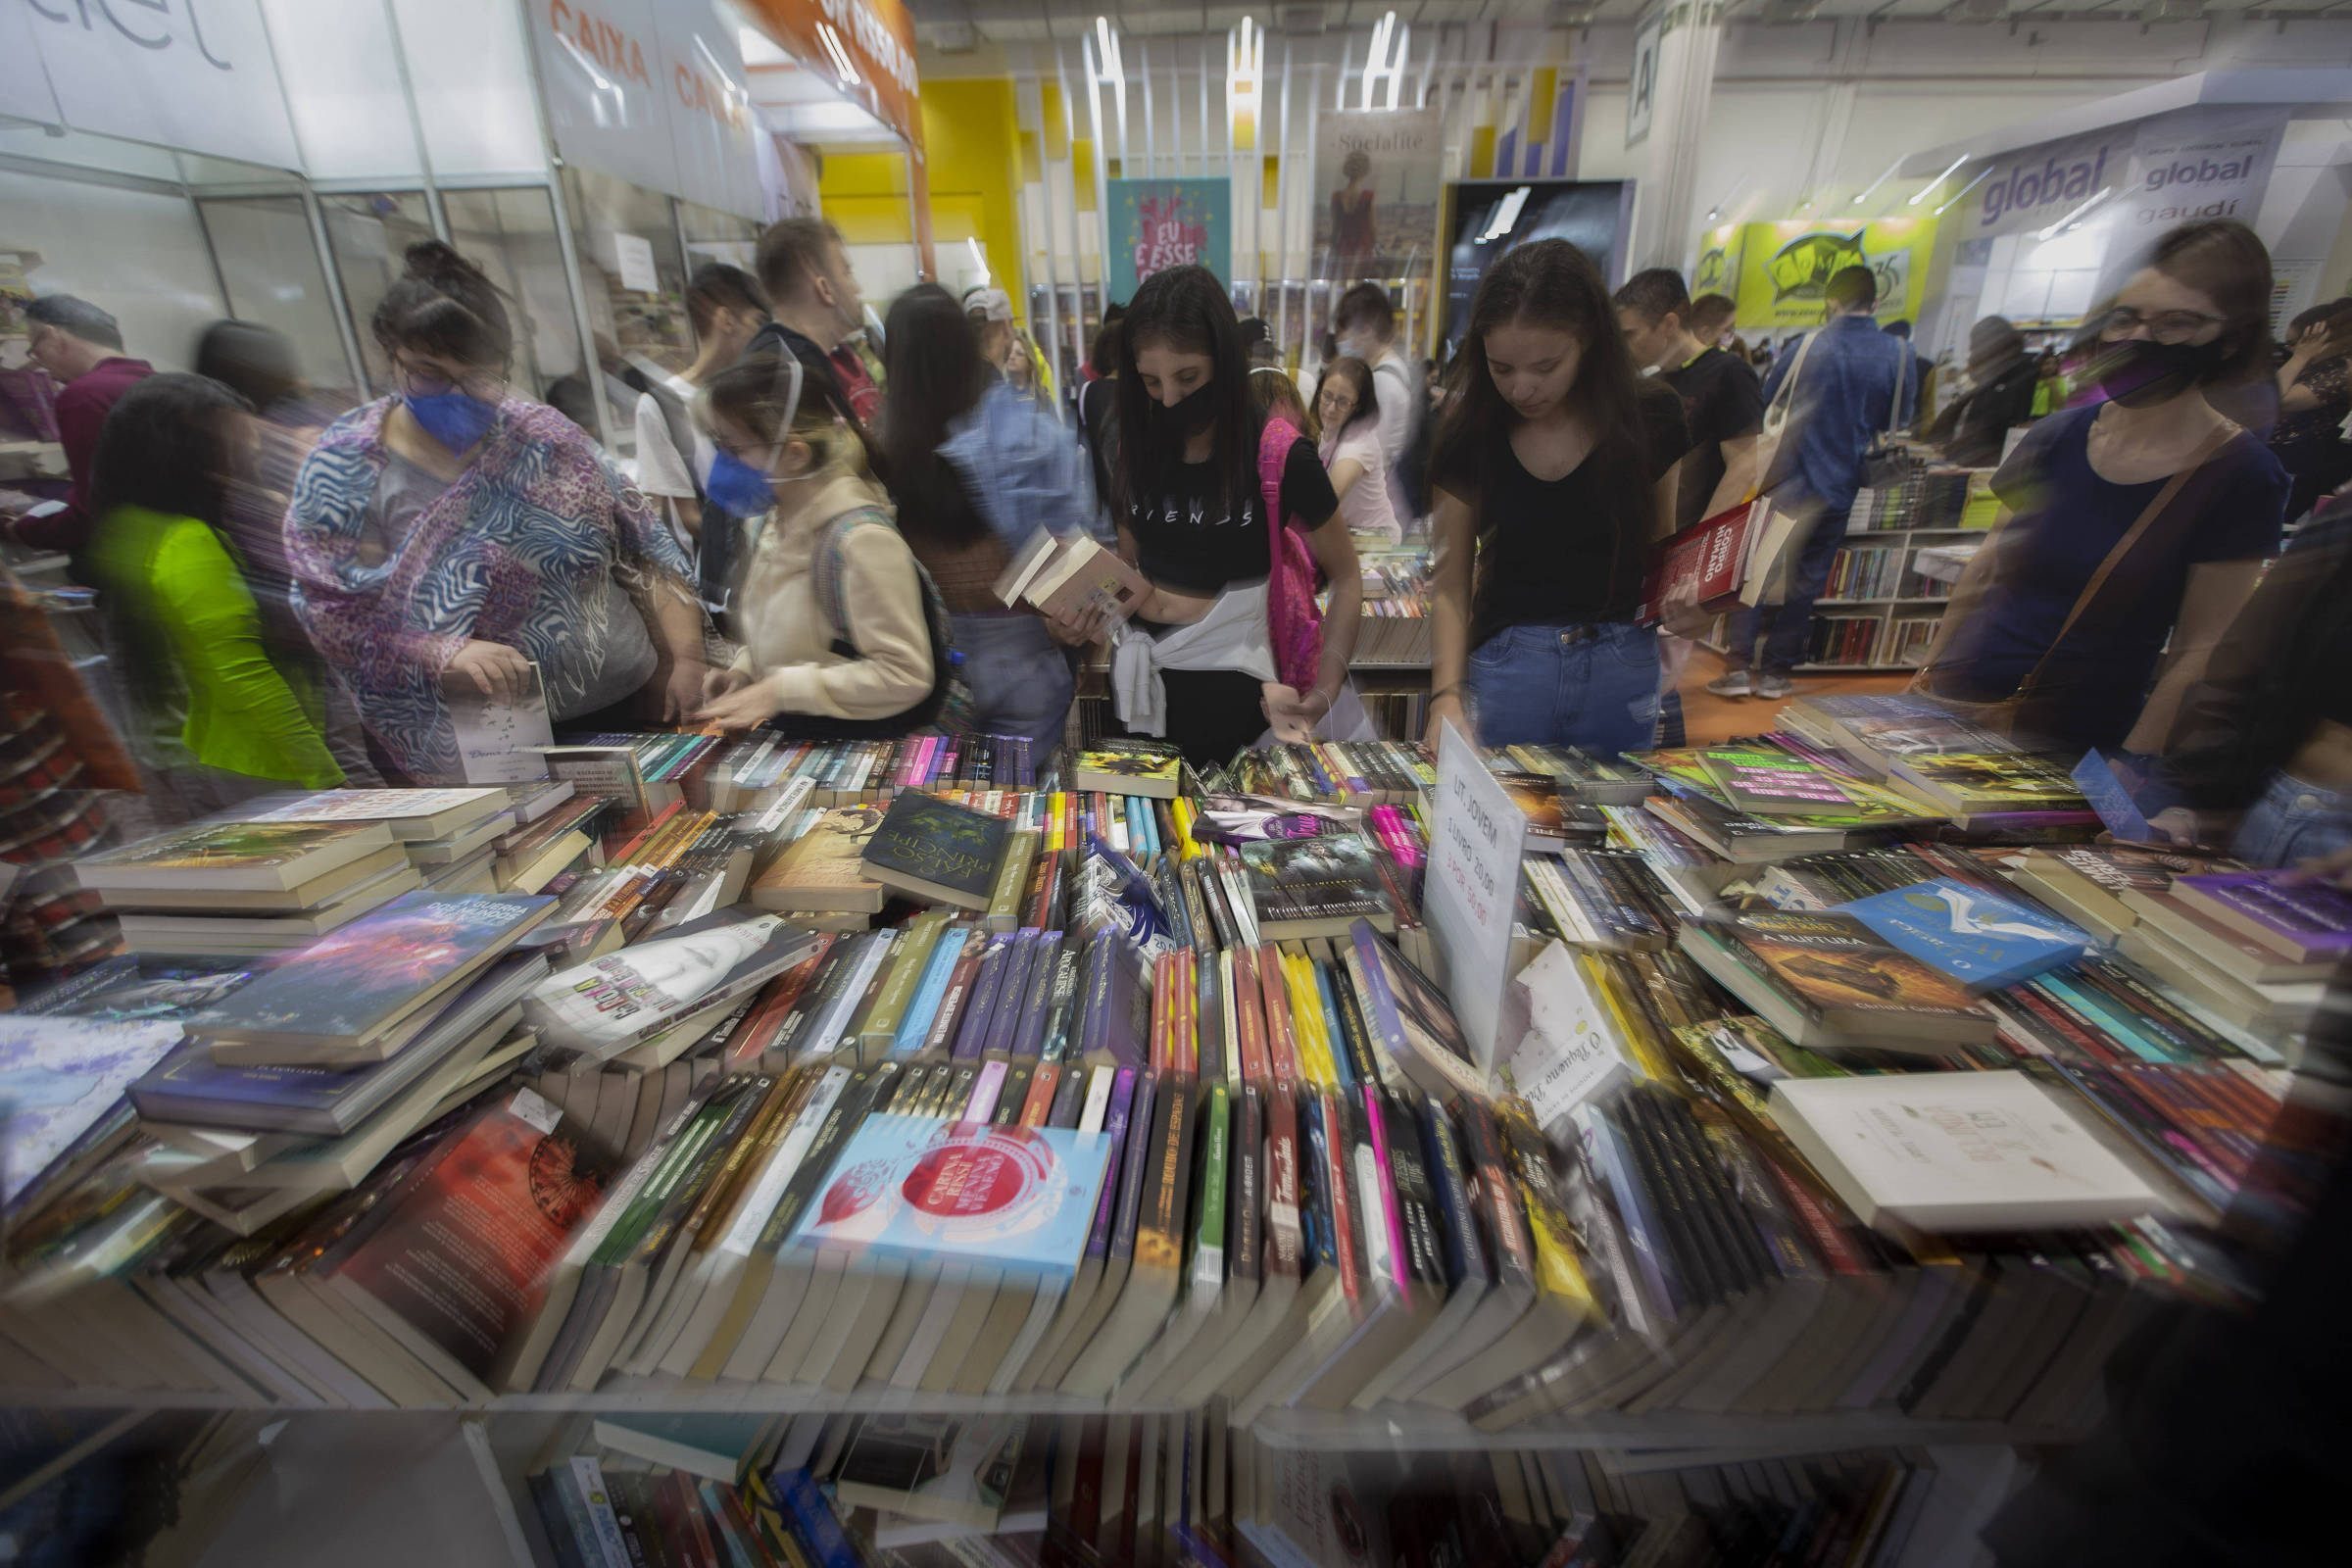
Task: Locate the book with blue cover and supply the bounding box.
[1837,876,2089,992]
[785,1113,1115,1279]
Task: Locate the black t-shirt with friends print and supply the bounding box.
[1122,433,1339,598]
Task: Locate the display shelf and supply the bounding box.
[1247,1404,2088,1454]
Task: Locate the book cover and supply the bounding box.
[1696,909,1990,1037]
[1072,741,1185,801]
[2173,871,2352,964]
[1769,1070,2160,1232]
[830,1414,1027,1532]
[753,805,889,913]
[789,1114,1114,1277]
[1637,500,1760,622]
[1888,752,2085,811]
[1838,877,2089,993]
[22,953,262,1023]
[190,892,555,1047]
[74,820,393,892]
[330,1086,620,1386]
[0,1016,182,1205]
[1698,748,1860,817]
[1239,836,1393,940]
[245,788,512,836]
[1348,921,1484,1102]
[861,793,1013,912]
[524,906,818,1060]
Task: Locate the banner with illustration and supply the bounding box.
[1105,178,1232,302]
[1312,108,1444,286]
[1727,218,1938,330]
[1690,222,1745,304]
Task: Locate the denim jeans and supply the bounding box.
[2231,772,2352,869]
[951,611,1075,752]
[1466,621,1661,754]
[1725,496,1839,676]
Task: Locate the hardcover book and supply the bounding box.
[789,1114,1115,1279]
[1238,835,1394,941]
[188,891,556,1056]
[994,529,1152,626]
[73,820,395,893]
[752,804,890,913]
[2171,871,2352,965]
[1838,876,2089,992]
[1769,1070,2160,1233]
[1637,499,1762,623]
[1071,740,1186,801]
[860,792,1014,911]
[523,906,820,1062]
[1677,909,1994,1051]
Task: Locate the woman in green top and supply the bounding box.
[85,373,343,819]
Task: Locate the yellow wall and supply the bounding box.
[819,152,914,248]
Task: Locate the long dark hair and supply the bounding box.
[89,372,251,526]
[1111,265,1255,523]
[372,240,512,369]
[882,284,990,543]
[1433,240,1662,549]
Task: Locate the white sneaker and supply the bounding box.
[1755,673,1795,700]
[1704,670,1752,698]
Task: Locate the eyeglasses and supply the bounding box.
[2092,306,2226,346]
[391,361,509,403]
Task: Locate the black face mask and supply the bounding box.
[2091,336,2228,409]
[1147,381,1219,446]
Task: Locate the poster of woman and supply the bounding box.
[1312,108,1443,287]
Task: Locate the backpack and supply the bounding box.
[1257,418,1325,693]
[768,505,974,739]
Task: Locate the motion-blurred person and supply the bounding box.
[1883,318,1934,428]
[85,374,344,818]
[1105,266,1361,764]
[1426,241,1690,753]
[8,295,151,561]
[962,286,1016,380]
[1078,318,1122,514]
[695,354,936,737]
[1914,220,2286,760]
[1687,292,1738,350]
[1616,268,1764,531]
[1332,282,1426,524]
[632,263,770,567]
[2269,297,2352,522]
[1710,265,1912,701]
[750,218,877,434]
[192,318,376,787]
[2033,349,2069,416]
[1315,357,1402,547]
[882,284,1102,751]
[1249,363,1314,437]
[1931,316,2039,468]
[285,241,705,783]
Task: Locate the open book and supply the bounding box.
[993,530,1151,623]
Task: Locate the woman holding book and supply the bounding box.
[878,284,1102,751]
[692,352,939,737]
[1915,220,2288,760]
[1423,240,1690,752]
[1314,357,1403,546]
[1104,265,1363,766]
[284,241,708,783]
[83,373,345,818]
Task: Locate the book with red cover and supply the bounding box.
[1638,500,1760,624]
[322,1086,621,1396]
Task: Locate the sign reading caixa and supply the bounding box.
[1966,105,2288,243]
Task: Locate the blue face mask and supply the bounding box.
[705,449,776,516]
[405,389,499,454]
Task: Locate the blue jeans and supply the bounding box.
[951,611,1075,752]
[2231,773,2352,869]
[1466,621,1660,753]
[1726,496,1840,676]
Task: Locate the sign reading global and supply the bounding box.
[1107,177,1233,301]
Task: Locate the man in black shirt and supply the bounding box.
[1616,269,1766,532]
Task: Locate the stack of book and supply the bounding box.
[709,732,1045,813]
[72,818,424,956]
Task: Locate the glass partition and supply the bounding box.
[318,191,437,397]
[195,195,361,396]
[442,186,588,412]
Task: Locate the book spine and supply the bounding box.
[950,934,1014,1061]
[891,927,968,1057]
[980,930,1043,1060]
[1037,942,1083,1064]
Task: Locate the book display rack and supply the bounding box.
[4,696,2326,1568]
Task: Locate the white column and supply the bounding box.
[1628,1,1725,273]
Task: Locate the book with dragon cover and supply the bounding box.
[1678,908,1994,1052]
[860,792,1014,911]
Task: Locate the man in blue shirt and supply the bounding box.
[1712,266,1913,698]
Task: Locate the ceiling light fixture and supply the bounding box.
[1909,155,1970,205]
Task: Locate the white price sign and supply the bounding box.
[1422,717,1521,1071]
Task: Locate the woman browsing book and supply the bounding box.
[1424,240,1691,752]
[1103,266,1363,766]
[1314,357,1403,547]
[693,353,939,738]
[878,284,1102,751]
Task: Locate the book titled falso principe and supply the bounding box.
[860,792,1013,911]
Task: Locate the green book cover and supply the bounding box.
[1190,1081,1230,1298]
[859,914,950,1059]
[860,793,1011,910]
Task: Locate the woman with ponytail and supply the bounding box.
[284,241,706,782]
[1105,265,1361,766]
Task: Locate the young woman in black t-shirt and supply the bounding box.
[1107,267,1360,765]
[1426,240,1690,752]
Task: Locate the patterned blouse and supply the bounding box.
[285,397,694,781]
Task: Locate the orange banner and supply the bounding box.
[739,0,922,155]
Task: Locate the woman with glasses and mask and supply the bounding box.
[1914,220,2288,760]
[1312,357,1402,546]
[285,241,707,783]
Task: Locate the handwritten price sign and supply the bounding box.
[1423,717,1521,1070]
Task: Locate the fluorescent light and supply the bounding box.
[967,237,990,285]
[1849,157,1904,207]
[1479,185,1532,244]
[817,23,861,85]
[2037,185,2112,242]
[1909,155,1969,205]
[1934,165,1995,216]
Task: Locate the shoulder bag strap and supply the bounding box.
[814,506,893,655]
[1762,329,1821,429]
[2009,421,2238,702]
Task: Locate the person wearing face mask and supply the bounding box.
[1425,241,1690,752]
[693,353,937,736]
[631,264,770,572]
[1106,266,1363,766]
[1331,282,1425,526]
[1913,220,2288,760]
[1312,357,1402,546]
[284,241,706,784]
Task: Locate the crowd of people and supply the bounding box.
[7,211,2348,876]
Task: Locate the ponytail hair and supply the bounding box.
[371,240,513,369]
